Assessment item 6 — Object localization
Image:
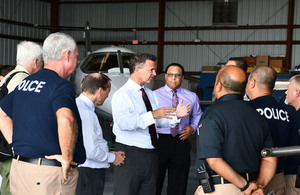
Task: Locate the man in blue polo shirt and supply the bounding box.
[0,32,86,194]
[246,66,290,194]
[284,74,300,195]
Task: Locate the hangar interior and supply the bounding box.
[1,0,300,194]
[1,0,300,96]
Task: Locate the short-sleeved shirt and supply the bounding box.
[196,94,273,174]
[284,110,300,173]
[0,68,86,164]
[0,65,30,93]
[248,95,290,172]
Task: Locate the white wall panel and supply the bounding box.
[164,44,286,71]
[1,0,300,71]
[239,0,288,25]
[165,1,212,27]
[292,45,300,69]
[0,0,50,65]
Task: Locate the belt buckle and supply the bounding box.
[245,173,249,181]
[38,158,42,166]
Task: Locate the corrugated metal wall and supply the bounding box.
[163,0,289,70]
[2,0,300,71]
[59,2,159,60]
[0,0,50,65]
[58,0,293,71]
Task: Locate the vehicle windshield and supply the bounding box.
[80,52,134,73]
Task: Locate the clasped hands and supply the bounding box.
[243,182,264,195]
[152,99,191,119]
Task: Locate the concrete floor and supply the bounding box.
[103,134,199,195]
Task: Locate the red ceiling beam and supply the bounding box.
[157,0,165,74]
[285,0,294,70]
[51,0,59,33]
[76,40,288,45]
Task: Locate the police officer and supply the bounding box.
[246,66,290,195]
[195,66,277,195]
[284,74,300,195]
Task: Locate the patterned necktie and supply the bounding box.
[140,88,158,148]
[171,90,179,137]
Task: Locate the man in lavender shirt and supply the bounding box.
[155,63,203,195]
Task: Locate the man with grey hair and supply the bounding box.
[246,66,290,195]
[284,74,300,195]
[0,32,86,194]
[112,53,190,195]
[0,41,43,92]
[0,40,43,195]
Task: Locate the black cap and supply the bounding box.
[290,65,300,76]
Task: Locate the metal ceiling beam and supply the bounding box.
[76,40,288,45]
[1,18,298,32]
[59,0,204,4]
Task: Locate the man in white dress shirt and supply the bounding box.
[76,73,125,195]
[112,53,190,195]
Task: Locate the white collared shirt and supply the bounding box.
[76,94,115,168]
[112,78,179,149]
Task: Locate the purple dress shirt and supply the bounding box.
[154,85,203,134]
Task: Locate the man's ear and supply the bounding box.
[64,50,71,62]
[249,77,255,89]
[215,81,222,93]
[295,89,300,98]
[33,58,38,66]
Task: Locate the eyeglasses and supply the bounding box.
[166,73,183,78]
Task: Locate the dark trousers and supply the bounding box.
[156,134,191,195]
[113,142,158,195]
[76,167,106,195]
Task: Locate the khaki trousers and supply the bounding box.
[194,184,245,195]
[10,158,78,195]
[264,172,285,195]
[284,174,300,195]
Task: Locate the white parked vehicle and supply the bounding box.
[73,46,136,120]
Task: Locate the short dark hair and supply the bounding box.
[228,57,248,72]
[129,53,156,74]
[218,68,246,93]
[82,73,111,94]
[165,63,185,75]
[250,66,277,91]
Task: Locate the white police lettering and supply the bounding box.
[256,108,289,122]
[18,80,46,93]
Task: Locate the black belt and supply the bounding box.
[211,172,258,185]
[14,155,63,167]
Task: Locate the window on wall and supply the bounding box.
[213,0,238,25]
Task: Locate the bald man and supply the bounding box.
[195,66,277,195]
[246,66,290,195]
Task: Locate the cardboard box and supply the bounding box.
[202,66,220,72]
[256,56,269,66]
[243,57,256,67]
[269,59,284,68]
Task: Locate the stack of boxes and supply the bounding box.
[243,56,286,73]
